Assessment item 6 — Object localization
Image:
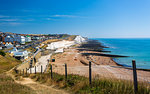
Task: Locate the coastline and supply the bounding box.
[48,38,150,83]
[90,38,150,71]
[112,58,150,71]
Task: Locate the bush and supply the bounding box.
[0,50,6,56]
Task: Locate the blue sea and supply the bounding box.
[91,38,150,69]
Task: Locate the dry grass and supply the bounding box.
[0,74,35,94]
[42,39,62,44]
[40,44,47,49]
[0,54,35,94]
[25,47,36,53]
[67,35,77,41]
[23,73,150,94]
[0,54,21,73]
[2,48,13,52]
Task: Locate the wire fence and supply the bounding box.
[17,60,150,94]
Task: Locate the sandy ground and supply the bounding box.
[50,47,150,83]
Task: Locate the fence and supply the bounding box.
[18,60,150,94]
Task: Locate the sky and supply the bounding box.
[0,0,150,38]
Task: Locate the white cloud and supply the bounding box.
[50,15,77,18]
[0,15,10,18]
[0,19,18,21]
[0,18,35,22]
[0,22,22,26]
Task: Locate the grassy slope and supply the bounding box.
[0,74,35,94]
[0,54,35,94]
[27,73,150,94]
[0,53,21,73]
[25,47,36,53]
[67,35,77,41]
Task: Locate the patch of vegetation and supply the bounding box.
[0,50,6,56]
[40,44,47,49]
[41,50,50,56]
[42,39,61,44]
[0,74,35,94]
[2,48,13,52]
[25,41,32,44]
[61,34,70,39]
[0,53,21,73]
[24,73,150,94]
[0,54,35,94]
[67,35,77,41]
[25,47,36,53]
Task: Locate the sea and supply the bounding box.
[91,38,150,69]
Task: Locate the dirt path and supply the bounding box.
[16,78,69,94]
[6,68,69,94]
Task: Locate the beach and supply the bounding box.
[27,37,150,83]
[48,39,150,83]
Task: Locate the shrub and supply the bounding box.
[0,50,6,56]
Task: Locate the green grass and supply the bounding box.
[0,53,21,73]
[0,54,35,94]
[24,72,150,94]
[25,47,36,53]
[0,50,6,56]
[67,35,77,41]
[0,74,35,94]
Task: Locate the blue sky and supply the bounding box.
[0,0,150,38]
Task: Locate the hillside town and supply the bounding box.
[0,31,72,61]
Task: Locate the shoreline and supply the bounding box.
[90,39,150,71]
[37,37,150,83]
[112,58,150,71]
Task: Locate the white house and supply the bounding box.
[5,42,13,48]
[13,35,25,44]
[20,36,25,44]
[25,35,32,42]
[4,35,14,43]
[4,34,26,44]
[10,47,29,60]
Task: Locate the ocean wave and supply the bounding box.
[100,42,117,49]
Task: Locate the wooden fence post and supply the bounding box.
[23,69,24,75]
[132,60,138,94]
[41,65,43,74]
[26,68,27,75]
[65,64,67,81]
[30,68,32,74]
[50,64,53,79]
[20,70,21,75]
[45,65,47,73]
[35,66,36,74]
[89,61,92,85]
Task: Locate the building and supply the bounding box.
[13,51,28,60]
[4,34,26,44]
[5,42,13,48]
[10,47,29,60]
[32,36,40,40]
[25,35,32,42]
[4,35,14,43]
[13,35,26,44]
